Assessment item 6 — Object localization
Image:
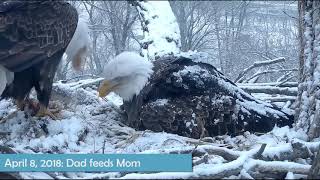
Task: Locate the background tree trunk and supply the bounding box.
[297,0,320,177]
[295,0,320,139]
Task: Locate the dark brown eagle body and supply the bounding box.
[122,55,294,138]
[0,1,78,109]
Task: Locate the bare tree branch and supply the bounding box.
[235,57,286,83]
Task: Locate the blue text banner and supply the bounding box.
[0,154,192,172]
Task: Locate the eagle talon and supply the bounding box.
[15,99,26,111]
[35,105,58,120]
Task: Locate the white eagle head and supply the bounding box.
[98,51,153,101]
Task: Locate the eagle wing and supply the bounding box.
[0,1,78,72]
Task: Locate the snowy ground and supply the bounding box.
[0,79,317,179]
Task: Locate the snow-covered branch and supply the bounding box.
[276,71,294,83]
[237,82,298,87]
[243,68,298,83]
[235,57,286,83]
[238,85,297,96]
[252,96,296,102]
[129,0,181,60]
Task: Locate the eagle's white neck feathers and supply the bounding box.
[102,52,153,101]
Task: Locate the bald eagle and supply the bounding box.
[0,1,88,118]
[99,52,294,138]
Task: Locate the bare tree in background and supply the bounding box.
[169,1,250,74]
[99,1,138,55]
[83,1,138,70]
[169,1,298,82]
[169,1,214,52]
[83,1,104,74]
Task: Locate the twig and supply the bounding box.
[253,144,267,159]
[276,75,296,87]
[193,154,209,166]
[282,10,298,20]
[276,71,294,83]
[192,116,206,155]
[102,139,106,154]
[0,145,17,154]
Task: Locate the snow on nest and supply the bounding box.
[0,78,311,179]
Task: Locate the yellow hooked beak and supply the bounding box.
[98,80,113,97]
[98,80,119,97]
